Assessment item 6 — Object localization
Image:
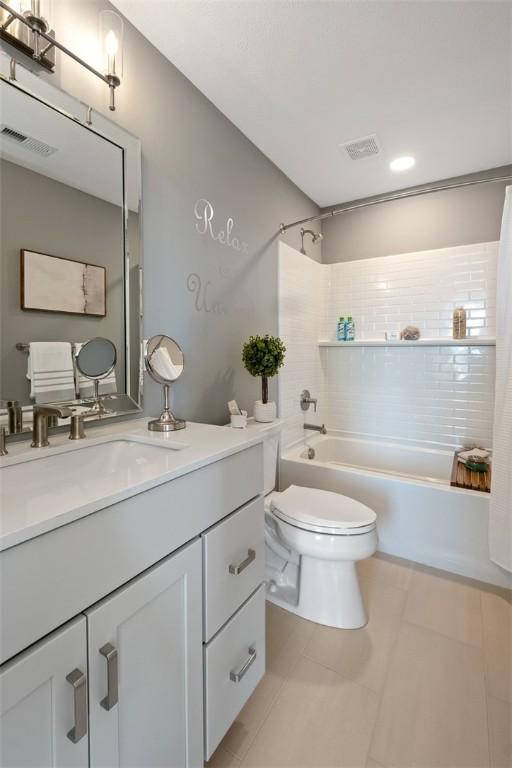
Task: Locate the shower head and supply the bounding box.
[300,228,323,255]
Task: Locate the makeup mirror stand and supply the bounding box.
[148,383,186,432]
[88,379,111,415]
[145,334,186,432]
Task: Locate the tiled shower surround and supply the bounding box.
[278,241,497,448]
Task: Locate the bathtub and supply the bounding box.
[280,433,511,589]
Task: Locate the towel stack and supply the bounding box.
[27,342,75,404]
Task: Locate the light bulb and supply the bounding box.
[100,9,123,81]
[390,156,416,172]
[105,30,118,57]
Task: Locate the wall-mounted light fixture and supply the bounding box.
[0,0,55,70]
[100,9,123,110]
[0,0,124,111]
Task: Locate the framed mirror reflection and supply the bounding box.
[0,53,143,434]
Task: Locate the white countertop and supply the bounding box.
[0,418,272,552]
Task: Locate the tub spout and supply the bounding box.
[304,423,327,435]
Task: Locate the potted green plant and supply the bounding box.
[242,334,286,422]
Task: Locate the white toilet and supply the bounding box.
[262,428,377,629]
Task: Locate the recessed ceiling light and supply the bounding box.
[390,155,416,172]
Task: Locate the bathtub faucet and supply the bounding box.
[304,423,327,435]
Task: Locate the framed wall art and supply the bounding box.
[20,250,106,317]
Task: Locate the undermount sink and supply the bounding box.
[0,437,189,547]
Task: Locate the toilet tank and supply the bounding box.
[263,433,280,496]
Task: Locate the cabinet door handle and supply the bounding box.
[99,643,118,711]
[66,668,87,743]
[230,646,257,683]
[229,548,256,575]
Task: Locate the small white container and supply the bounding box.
[230,411,248,428]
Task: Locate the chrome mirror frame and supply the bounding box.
[0,52,143,432]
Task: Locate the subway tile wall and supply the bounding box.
[324,344,495,448]
[324,242,498,340]
[278,242,497,449]
[278,242,328,447]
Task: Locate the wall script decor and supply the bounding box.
[187,273,225,314]
[194,198,249,254]
[20,250,106,317]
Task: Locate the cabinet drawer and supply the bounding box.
[203,496,264,640]
[204,584,265,760]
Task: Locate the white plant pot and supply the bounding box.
[253,400,276,423]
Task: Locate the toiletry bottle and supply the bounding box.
[337,316,346,341]
[452,307,467,339]
[345,316,355,341]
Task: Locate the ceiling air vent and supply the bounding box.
[0,125,57,157]
[340,134,382,161]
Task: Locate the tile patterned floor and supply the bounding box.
[207,554,512,768]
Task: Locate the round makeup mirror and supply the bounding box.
[145,335,185,431]
[76,337,117,414]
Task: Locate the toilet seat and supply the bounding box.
[270,485,376,536]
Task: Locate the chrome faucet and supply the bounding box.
[304,423,327,435]
[0,427,7,456]
[32,404,73,448]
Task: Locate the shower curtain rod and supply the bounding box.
[278,173,512,233]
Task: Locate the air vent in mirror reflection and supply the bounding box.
[0,125,57,157]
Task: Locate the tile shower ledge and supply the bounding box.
[318,338,496,348]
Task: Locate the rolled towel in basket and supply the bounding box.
[458,448,490,464]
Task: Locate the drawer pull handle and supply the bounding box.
[99,643,118,711]
[66,668,87,744]
[230,646,257,683]
[229,548,256,576]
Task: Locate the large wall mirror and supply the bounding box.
[0,53,142,434]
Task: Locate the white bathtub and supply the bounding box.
[280,433,511,589]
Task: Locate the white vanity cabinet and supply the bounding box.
[86,539,203,768]
[0,540,203,768]
[0,434,265,768]
[0,617,88,768]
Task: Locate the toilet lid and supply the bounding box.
[270,485,376,535]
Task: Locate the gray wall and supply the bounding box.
[38,0,320,424]
[321,166,511,263]
[0,159,126,403]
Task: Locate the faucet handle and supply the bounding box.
[300,389,317,412]
[0,427,8,456]
[69,414,86,441]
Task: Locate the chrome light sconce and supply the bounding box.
[0,1,124,111]
[99,9,123,111]
[0,0,55,70]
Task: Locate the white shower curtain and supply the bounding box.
[489,185,512,572]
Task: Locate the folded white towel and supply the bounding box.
[150,346,182,381]
[27,342,75,404]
